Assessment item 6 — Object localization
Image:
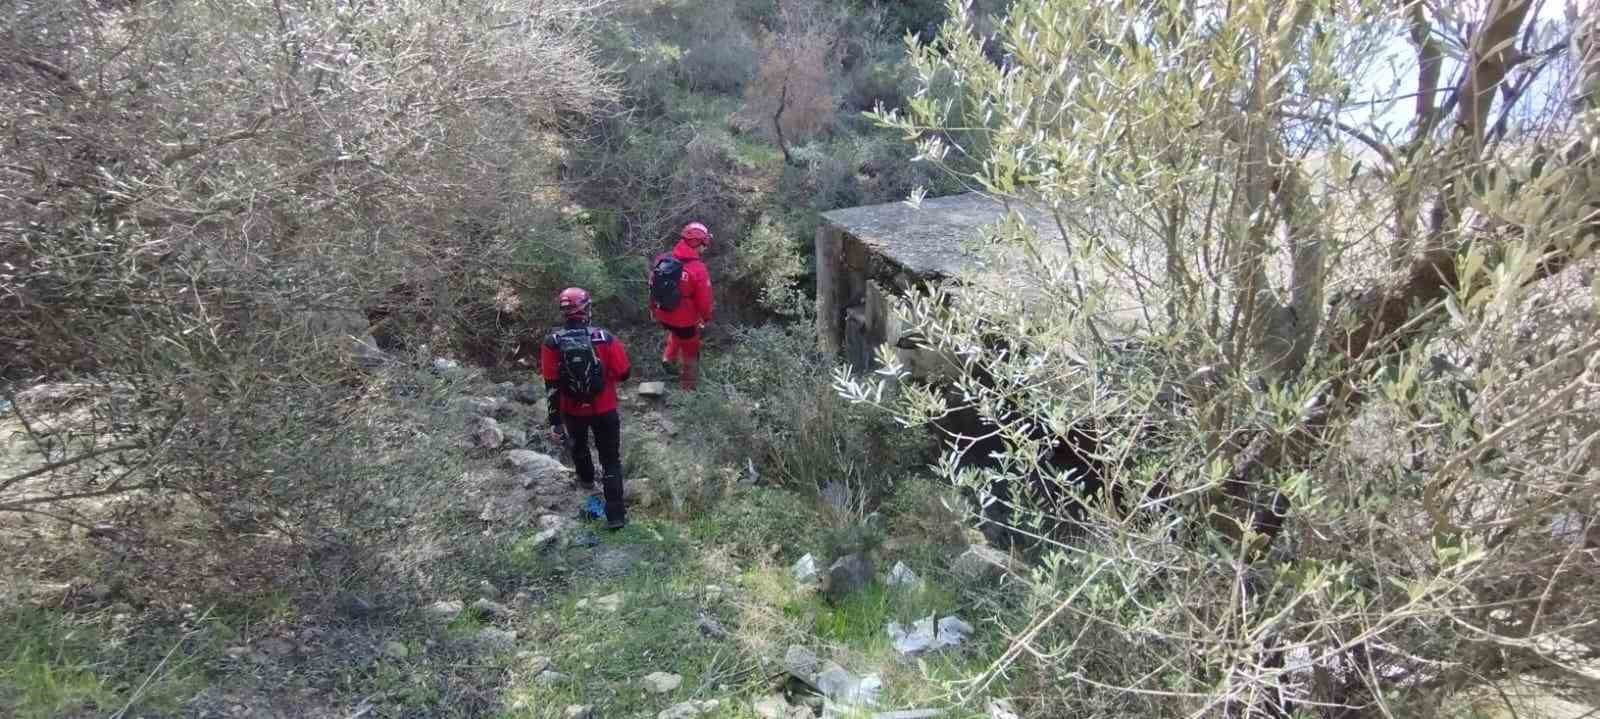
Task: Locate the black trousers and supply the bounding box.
[563,410,624,522]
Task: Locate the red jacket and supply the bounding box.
[540,322,631,417]
[649,240,713,328]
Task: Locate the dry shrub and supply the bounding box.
[736,0,844,156]
[0,0,615,588]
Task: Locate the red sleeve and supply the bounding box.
[605,338,631,382]
[540,341,558,382]
[693,264,713,322]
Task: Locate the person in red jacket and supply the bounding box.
[541,287,632,530]
[649,222,715,390]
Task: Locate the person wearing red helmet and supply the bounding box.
[541,287,632,530]
[648,221,715,390]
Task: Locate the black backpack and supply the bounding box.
[552,327,605,402]
[650,256,686,311]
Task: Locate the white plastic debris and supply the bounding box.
[792,553,819,584]
[887,615,973,656]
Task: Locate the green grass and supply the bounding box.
[0,605,204,719]
[686,487,820,561]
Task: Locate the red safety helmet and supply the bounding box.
[557,287,591,319]
[680,222,712,247]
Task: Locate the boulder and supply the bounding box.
[822,553,874,603]
[503,428,528,448]
[642,671,683,694]
[473,417,505,449]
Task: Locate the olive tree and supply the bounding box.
[1,0,614,549]
[842,0,1599,715]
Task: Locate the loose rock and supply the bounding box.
[987,699,1021,719]
[822,553,874,603]
[538,514,573,532]
[642,671,683,694]
[520,654,552,675]
[564,706,594,719]
[382,641,410,659]
[432,357,465,378]
[696,610,729,639]
[753,695,792,719]
[461,395,510,419]
[783,644,820,680]
[504,428,528,449]
[256,638,294,657]
[658,700,719,719]
[513,383,543,404]
[473,416,505,449]
[637,381,668,398]
[535,669,569,685]
[531,527,563,548]
[425,600,464,623]
[476,580,499,600]
[336,593,376,619]
[594,592,624,612]
[505,449,569,486]
[476,627,518,651]
[471,598,514,620]
[884,561,919,587]
[953,544,1017,580]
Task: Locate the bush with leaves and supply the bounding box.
[0,0,615,576]
[840,0,1600,716]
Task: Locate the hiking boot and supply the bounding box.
[605,517,626,531]
[660,359,676,378]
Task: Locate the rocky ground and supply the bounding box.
[1,346,1026,719]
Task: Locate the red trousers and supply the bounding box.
[661,325,702,389]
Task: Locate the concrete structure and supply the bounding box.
[816,191,1120,373]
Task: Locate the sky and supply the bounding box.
[1340,0,1585,151]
